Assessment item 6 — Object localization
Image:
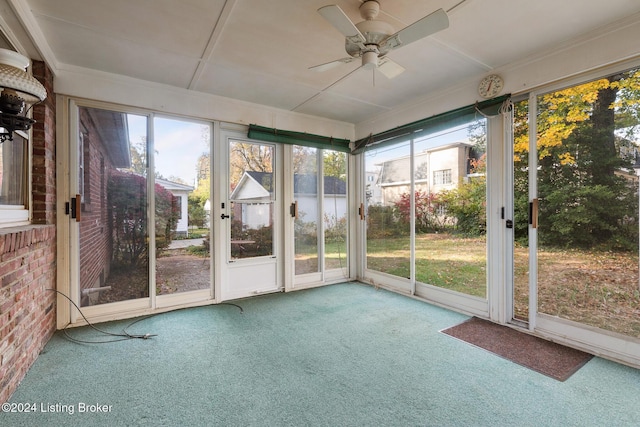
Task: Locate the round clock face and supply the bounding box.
[478,74,504,98]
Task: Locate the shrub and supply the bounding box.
[108,170,178,268]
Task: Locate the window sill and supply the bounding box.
[0,224,55,255]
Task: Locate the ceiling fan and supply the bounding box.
[311,1,449,79]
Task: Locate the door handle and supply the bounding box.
[70,194,81,222]
[290,201,298,219]
[529,199,538,229]
[221,214,230,219]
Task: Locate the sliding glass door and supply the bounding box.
[70,103,214,317]
[533,67,640,338]
[363,119,488,304]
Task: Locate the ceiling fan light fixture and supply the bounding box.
[362,50,378,69]
[0,48,47,142]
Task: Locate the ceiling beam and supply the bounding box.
[189,0,237,91]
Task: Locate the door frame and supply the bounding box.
[59,98,218,326]
[217,124,283,301]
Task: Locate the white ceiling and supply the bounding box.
[18,0,640,124]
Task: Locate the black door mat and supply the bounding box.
[441,317,593,381]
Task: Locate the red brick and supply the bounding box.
[1,62,56,404]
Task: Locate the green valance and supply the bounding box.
[351,94,510,154]
[248,124,351,153]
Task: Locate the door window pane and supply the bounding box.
[229,141,274,260]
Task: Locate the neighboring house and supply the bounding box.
[374,142,476,206]
[230,171,274,230]
[156,178,194,236]
[294,173,347,224]
[230,171,347,228]
[365,170,382,205]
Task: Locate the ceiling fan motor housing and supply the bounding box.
[315,2,449,78]
[346,19,394,57]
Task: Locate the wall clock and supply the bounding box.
[478,74,504,99]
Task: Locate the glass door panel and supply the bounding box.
[365,141,411,279]
[153,117,211,295]
[536,68,640,338]
[293,146,320,275]
[513,99,531,321]
[412,121,488,298]
[78,107,149,306]
[323,150,348,274]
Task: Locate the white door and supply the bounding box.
[219,129,281,300]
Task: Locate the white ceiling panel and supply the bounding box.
[27,0,222,57]
[33,16,200,87]
[13,0,640,124]
[197,63,320,112]
[294,90,389,124]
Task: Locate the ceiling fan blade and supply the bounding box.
[309,57,357,72]
[381,8,449,51]
[318,5,366,46]
[378,57,405,79]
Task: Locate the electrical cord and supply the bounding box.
[47,289,243,344]
[48,289,157,344]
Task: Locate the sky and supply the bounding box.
[127,114,210,186]
[126,114,479,179]
[364,121,480,168]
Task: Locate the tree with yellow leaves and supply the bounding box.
[513,68,640,249]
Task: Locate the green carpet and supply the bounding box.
[3,283,640,426]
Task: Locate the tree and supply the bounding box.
[189,175,210,229]
[323,150,346,179]
[129,136,147,176]
[513,68,640,250]
[229,142,272,190]
[293,146,317,174]
[395,190,447,233]
[439,156,487,236]
[108,170,178,268]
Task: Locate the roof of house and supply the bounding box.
[155,178,194,192]
[241,171,346,196]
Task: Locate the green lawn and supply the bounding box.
[367,233,640,338]
[367,234,487,297]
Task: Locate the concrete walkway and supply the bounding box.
[168,238,204,249]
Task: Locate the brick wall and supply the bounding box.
[0,226,56,403]
[31,60,56,225]
[0,60,57,404]
[78,109,112,301]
